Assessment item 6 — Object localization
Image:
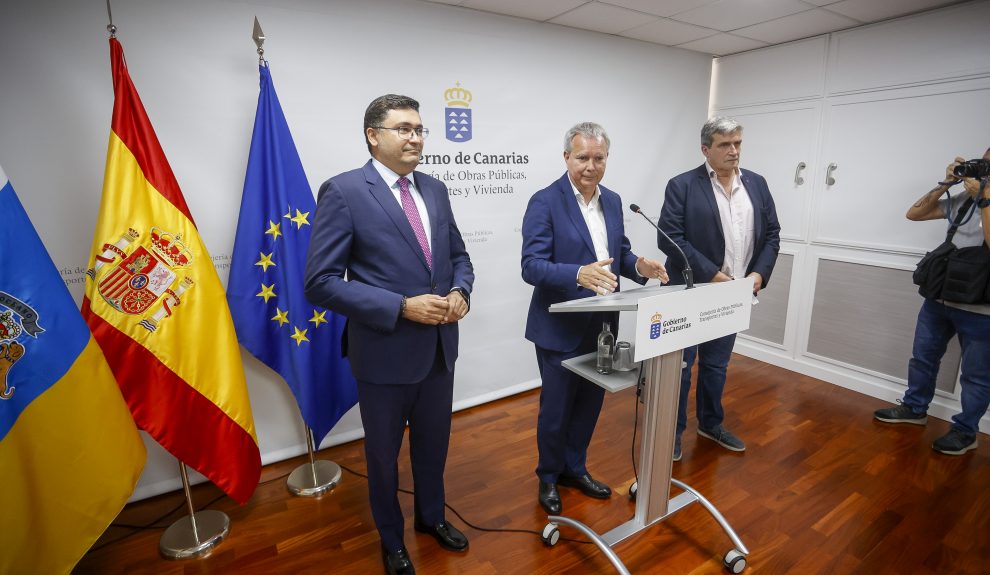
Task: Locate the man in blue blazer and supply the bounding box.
[522,122,668,514]
[658,117,780,461]
[305,95,474,575]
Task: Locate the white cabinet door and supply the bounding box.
[714,36,826,109]
[715,103,820,242]
[815,83,990,253]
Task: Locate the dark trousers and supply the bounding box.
[677,332,737,436]
[356,354,454,552]
[904,299,990,435]
[534,327,605,483]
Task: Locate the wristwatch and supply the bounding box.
[449,287,470,309]
[977,195,990,209]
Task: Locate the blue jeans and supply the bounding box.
[903,299,990,435]
[677,332,737,436]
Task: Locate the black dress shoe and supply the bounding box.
[538,481,562,514]
[558,473,612,499]
[414,519,469,551]
[381,545,415,575]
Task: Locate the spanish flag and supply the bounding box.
[82,38,260,504]
[0,165,146,574]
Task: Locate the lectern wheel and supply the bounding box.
[629,481,638,502]
[723,549,746,573]
[541,524,560,547]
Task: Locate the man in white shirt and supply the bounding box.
[521,122,667,514]
[657,117,781,461]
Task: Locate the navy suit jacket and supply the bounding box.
[304,160,474,385]
[521,174,646,353]
[658,165,780,287]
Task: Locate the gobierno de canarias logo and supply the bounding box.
[444,82,472,143]
[649,312,663,340]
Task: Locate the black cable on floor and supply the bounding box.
[92,469,293,552]
[339,464,593,545]
[95,404,635,555]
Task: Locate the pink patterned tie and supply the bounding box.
[398,176,432,270]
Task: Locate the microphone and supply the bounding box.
[629,204,694,289]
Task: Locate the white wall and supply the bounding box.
[0,0,711,499]
[710,1,990,432]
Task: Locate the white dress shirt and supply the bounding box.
[706,161,754,279]
[372,158,432,250]
[570,179,610,262]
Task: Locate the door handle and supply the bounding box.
[825,163,838,186]
[794,162,806,185]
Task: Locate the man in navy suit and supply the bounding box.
[521,122,668,514]
[305,94,474,575]
[658,117,780,461]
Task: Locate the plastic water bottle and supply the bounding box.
[597,322,614,375]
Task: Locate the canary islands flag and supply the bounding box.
[0,165,146,574]
[82,38,260,504]
[228,64,356,444]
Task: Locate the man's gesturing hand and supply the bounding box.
[578,258,618,295]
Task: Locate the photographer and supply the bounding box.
[873,148,990,455]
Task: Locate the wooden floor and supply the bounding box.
[76,355,990,575]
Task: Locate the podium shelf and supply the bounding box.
[561,353,639,393]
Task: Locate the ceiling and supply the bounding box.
[424,0,969,56]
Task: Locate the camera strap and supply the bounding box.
[944,196,976,243]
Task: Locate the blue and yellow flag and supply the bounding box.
[0,165,146,574]
[227,65,357,444]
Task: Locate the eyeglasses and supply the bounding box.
[374,125,430,140]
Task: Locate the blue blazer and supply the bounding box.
[521,173,646,353]
[658,165,780,287]
[304,160,474,385]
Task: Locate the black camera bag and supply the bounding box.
[912,197,980,301]
[941,243,990,303]
[913,240,956,299]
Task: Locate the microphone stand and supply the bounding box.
[629,204,694,288]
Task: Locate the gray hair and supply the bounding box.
[701,117,742,147]
[564,122,610,153]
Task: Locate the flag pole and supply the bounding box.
[105,0,116,38]
[286,426,342,496]
[252,16,266,65]
[249,16,343,498]
[159,462,231,559]
[100,11,233,561]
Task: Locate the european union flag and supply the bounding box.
[227,65,357,445]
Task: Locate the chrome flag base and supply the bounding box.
[287,460,341,497]
[159,510,230,560]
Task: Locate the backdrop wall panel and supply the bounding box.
[0,0,711,499]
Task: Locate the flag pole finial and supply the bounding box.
[106,0,116,38]
[253,16,266,65]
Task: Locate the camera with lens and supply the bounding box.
[952,159,990,179]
